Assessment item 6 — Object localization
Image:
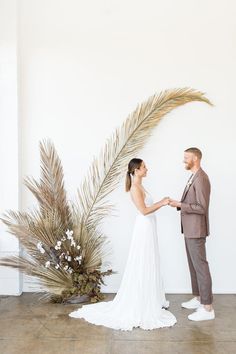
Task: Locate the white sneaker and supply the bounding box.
[181,297,201,309]
[188,307,215,321]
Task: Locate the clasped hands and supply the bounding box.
[161,197,181,208]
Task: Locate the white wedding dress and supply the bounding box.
[69,192,177,330]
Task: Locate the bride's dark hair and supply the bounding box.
[125,158,143,192]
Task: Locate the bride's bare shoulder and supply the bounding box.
[130,184,144,197]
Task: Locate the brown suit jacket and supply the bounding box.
[178,168,211,238]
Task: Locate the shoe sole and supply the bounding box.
[181,305,200,309]
[188,317,215,321]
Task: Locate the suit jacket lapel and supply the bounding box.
[181,168,202,201]
[181,174,193,201]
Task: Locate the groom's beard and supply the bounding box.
[184,161,194,170]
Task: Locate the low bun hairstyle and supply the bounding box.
[125,158,143,192]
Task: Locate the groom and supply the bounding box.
[169,147,215,321]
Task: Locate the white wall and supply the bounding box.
[1,0,236,294]
[0,0,22,295]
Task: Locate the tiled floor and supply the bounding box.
[0,293,235,354]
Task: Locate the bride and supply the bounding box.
[69,158,177,330]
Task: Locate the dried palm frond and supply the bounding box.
[0,256,74,294]
[2,209,64,248]
[24,140,72,228]
[77,88,212,232]
[0,88,212,302]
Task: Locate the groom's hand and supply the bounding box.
[169,199,181,208]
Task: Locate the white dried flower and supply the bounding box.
[37,242,42,250]
[71,240,76,247]
[45,261,50,268]
[68,268,73,274]
[66,229,73,240]
[76,245,81,250]
[57,241,62,246]
[55,245,60,250]
[37,242,45,254]
[67,256,72,262]
[64,265,69,270]
[55,264,60,269]
[74,256,82,261]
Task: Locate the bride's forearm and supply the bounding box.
[141,202,164,215]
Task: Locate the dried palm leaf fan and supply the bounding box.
[0,88,212,302]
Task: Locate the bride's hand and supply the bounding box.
[160,197,170,206]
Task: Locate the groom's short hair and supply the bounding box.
[185,147,202,160]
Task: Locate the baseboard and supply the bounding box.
[102,288,236,294]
